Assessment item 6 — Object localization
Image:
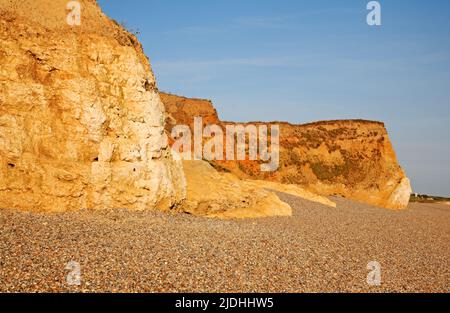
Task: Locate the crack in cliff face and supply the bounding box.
[0,0,186,212]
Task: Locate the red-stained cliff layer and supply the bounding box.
[162,92,219,126]
[160,92,411,209]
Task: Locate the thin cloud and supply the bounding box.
[234,15,297,29]
[153,57,306,71]
[163,7,359,35]
[163,14,298,35]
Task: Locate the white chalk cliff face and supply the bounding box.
[0,0,186,212]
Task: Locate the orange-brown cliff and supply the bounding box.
[161,92,219,138]
[160,92,412,209]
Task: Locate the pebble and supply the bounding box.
[0,194,448,292]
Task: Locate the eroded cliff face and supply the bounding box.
[161,93,411,209]
[267,120,411,209]
[161,93,336,215]
[0,0,185,212]
[161,92,219,132]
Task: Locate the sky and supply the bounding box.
[97,0,450,197]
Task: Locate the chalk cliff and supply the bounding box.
[161,93,411,209]
[0,0,185,212]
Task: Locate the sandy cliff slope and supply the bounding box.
[161,92,411,209]
[181,160,293,219]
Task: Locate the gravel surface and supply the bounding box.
[0,194,449,292]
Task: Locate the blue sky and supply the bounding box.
[98,0,450,197]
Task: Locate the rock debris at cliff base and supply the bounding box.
[1,195,448,293]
